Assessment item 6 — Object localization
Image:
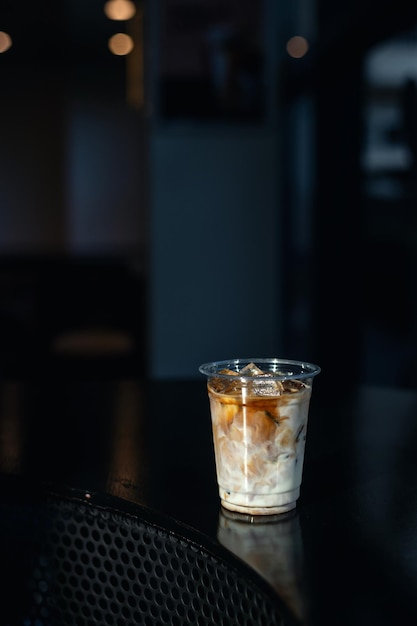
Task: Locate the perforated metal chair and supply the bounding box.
[0,478,296,626]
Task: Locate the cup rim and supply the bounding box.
[198,358,321,381]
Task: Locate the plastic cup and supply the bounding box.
[199,358,321,515]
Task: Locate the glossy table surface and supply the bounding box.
[1,374,417,625]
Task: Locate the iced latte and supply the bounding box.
[199,359,321,515]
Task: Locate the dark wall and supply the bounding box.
[281,0,417,389]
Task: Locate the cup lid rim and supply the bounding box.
[198,358,321,380]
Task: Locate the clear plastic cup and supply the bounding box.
[199,358,321,515]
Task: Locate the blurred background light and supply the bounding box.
[0,31,12,53]
[104,0,136,21]
[286,35,309,59]
[108,32,134,56]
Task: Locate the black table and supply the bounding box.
[0,375,416,625]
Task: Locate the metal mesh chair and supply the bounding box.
[0,478,295,625]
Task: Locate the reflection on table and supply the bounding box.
[217,508,308,624]
[0,378,417,624]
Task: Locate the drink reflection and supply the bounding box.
[217,508,308,623]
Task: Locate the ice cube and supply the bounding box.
[210,369,241,394]
[218,368,239,376]
[282,379,307,393]
[251,377,284,396]
[239,362,266,377]
[238,362,283,395]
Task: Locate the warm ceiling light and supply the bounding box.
[108,33,134,56]
[104,0,136,21]
[0,31,12,53]
[286,35,309,59]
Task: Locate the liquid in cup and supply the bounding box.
[199,359,321,515]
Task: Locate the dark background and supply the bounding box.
[1,0,417,387]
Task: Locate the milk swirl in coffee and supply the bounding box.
[207,362,313,514]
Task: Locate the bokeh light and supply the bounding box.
[286,35,309,59]
[0,31,12,53]
[108,33,134,56]
[104,0,136,21]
